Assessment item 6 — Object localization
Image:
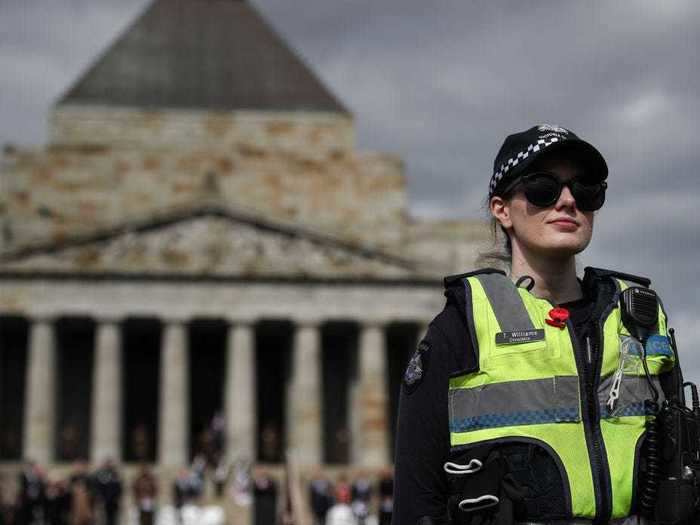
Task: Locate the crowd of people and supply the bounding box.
[245,467,394,525]
[0,457,231,525]
[0,417,392,525]
[0,458,220,525]
[306,469,394,525]
[0,459,394,525]
[0,459,123,525]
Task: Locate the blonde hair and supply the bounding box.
[475,217,511,270]
[475,192,512,270]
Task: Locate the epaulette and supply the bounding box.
[443,268,505,289]
[583,266,651,288]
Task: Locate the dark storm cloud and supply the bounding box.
[1,0,699,372]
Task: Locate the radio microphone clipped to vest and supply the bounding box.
[621,287,659,345]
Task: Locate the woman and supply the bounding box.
[393,125,679,525]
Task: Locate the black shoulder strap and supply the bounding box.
[583,266,651,288]
[443,267,505,289]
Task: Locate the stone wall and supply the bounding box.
[51,106,355,159]
[405,218,491,275]
[1,141,405,254]
[0,215,421,278]
[1,105,487,277]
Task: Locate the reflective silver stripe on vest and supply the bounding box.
[475,273,535,333]
[597,374,663,418]
[450,376,580,433]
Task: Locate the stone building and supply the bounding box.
[0,0,487,478]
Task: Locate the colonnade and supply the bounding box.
[17,316,426,467]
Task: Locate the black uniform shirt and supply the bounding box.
[392,282,596,524]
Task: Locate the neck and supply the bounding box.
[510,244,582,304]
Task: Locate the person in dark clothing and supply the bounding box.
[393,125,680,525]
[45,479,70,525]
[351,472,372,524]
[172,468,192,524]
[17,461,46,525]
[92,460,122,525]
[309,468,334,525]
[378,468,394,525]
[252,468,278,525]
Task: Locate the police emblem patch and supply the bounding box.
[404,340,430,388]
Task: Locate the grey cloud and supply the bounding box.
[0,0,149,145]
[1,0,699,375]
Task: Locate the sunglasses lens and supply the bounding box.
[522,174,561,207]
[572,181,606,211]
[519,173,607,211]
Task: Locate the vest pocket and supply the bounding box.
[600,335,672,418]
[617,335,675,376]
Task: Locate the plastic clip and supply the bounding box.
[443,459,483,475]
[457,494,500,513]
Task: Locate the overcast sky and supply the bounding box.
[1,1,699,373]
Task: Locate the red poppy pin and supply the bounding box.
[546,307,569,329]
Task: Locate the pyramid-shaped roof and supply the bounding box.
[58,0,348,114]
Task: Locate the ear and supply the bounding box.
[490,196,513,229]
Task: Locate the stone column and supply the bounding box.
[224,322,256,525]
[287,320,322,465]
[24,318,56,464]
[90,319,122,463]
[352,321,389,466]
[225,321,256,462]
[158,319,189,466]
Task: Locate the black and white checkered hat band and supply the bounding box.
[489,136,562,197]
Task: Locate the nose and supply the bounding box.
[555,184,577,210]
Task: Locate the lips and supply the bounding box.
[548,218,579,229]
[548,217,579,226]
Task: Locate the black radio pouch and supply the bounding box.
[652,399,700,524]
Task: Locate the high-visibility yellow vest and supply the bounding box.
[448,269,675,521]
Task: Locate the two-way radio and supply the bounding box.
[620,287,700,524]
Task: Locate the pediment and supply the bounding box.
[0,207,429,280]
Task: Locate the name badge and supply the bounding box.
[495,329,545,345]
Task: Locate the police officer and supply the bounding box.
[393,125,679,525]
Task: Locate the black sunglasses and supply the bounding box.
[504,171,607,211]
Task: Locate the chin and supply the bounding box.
[529,234,591,259]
